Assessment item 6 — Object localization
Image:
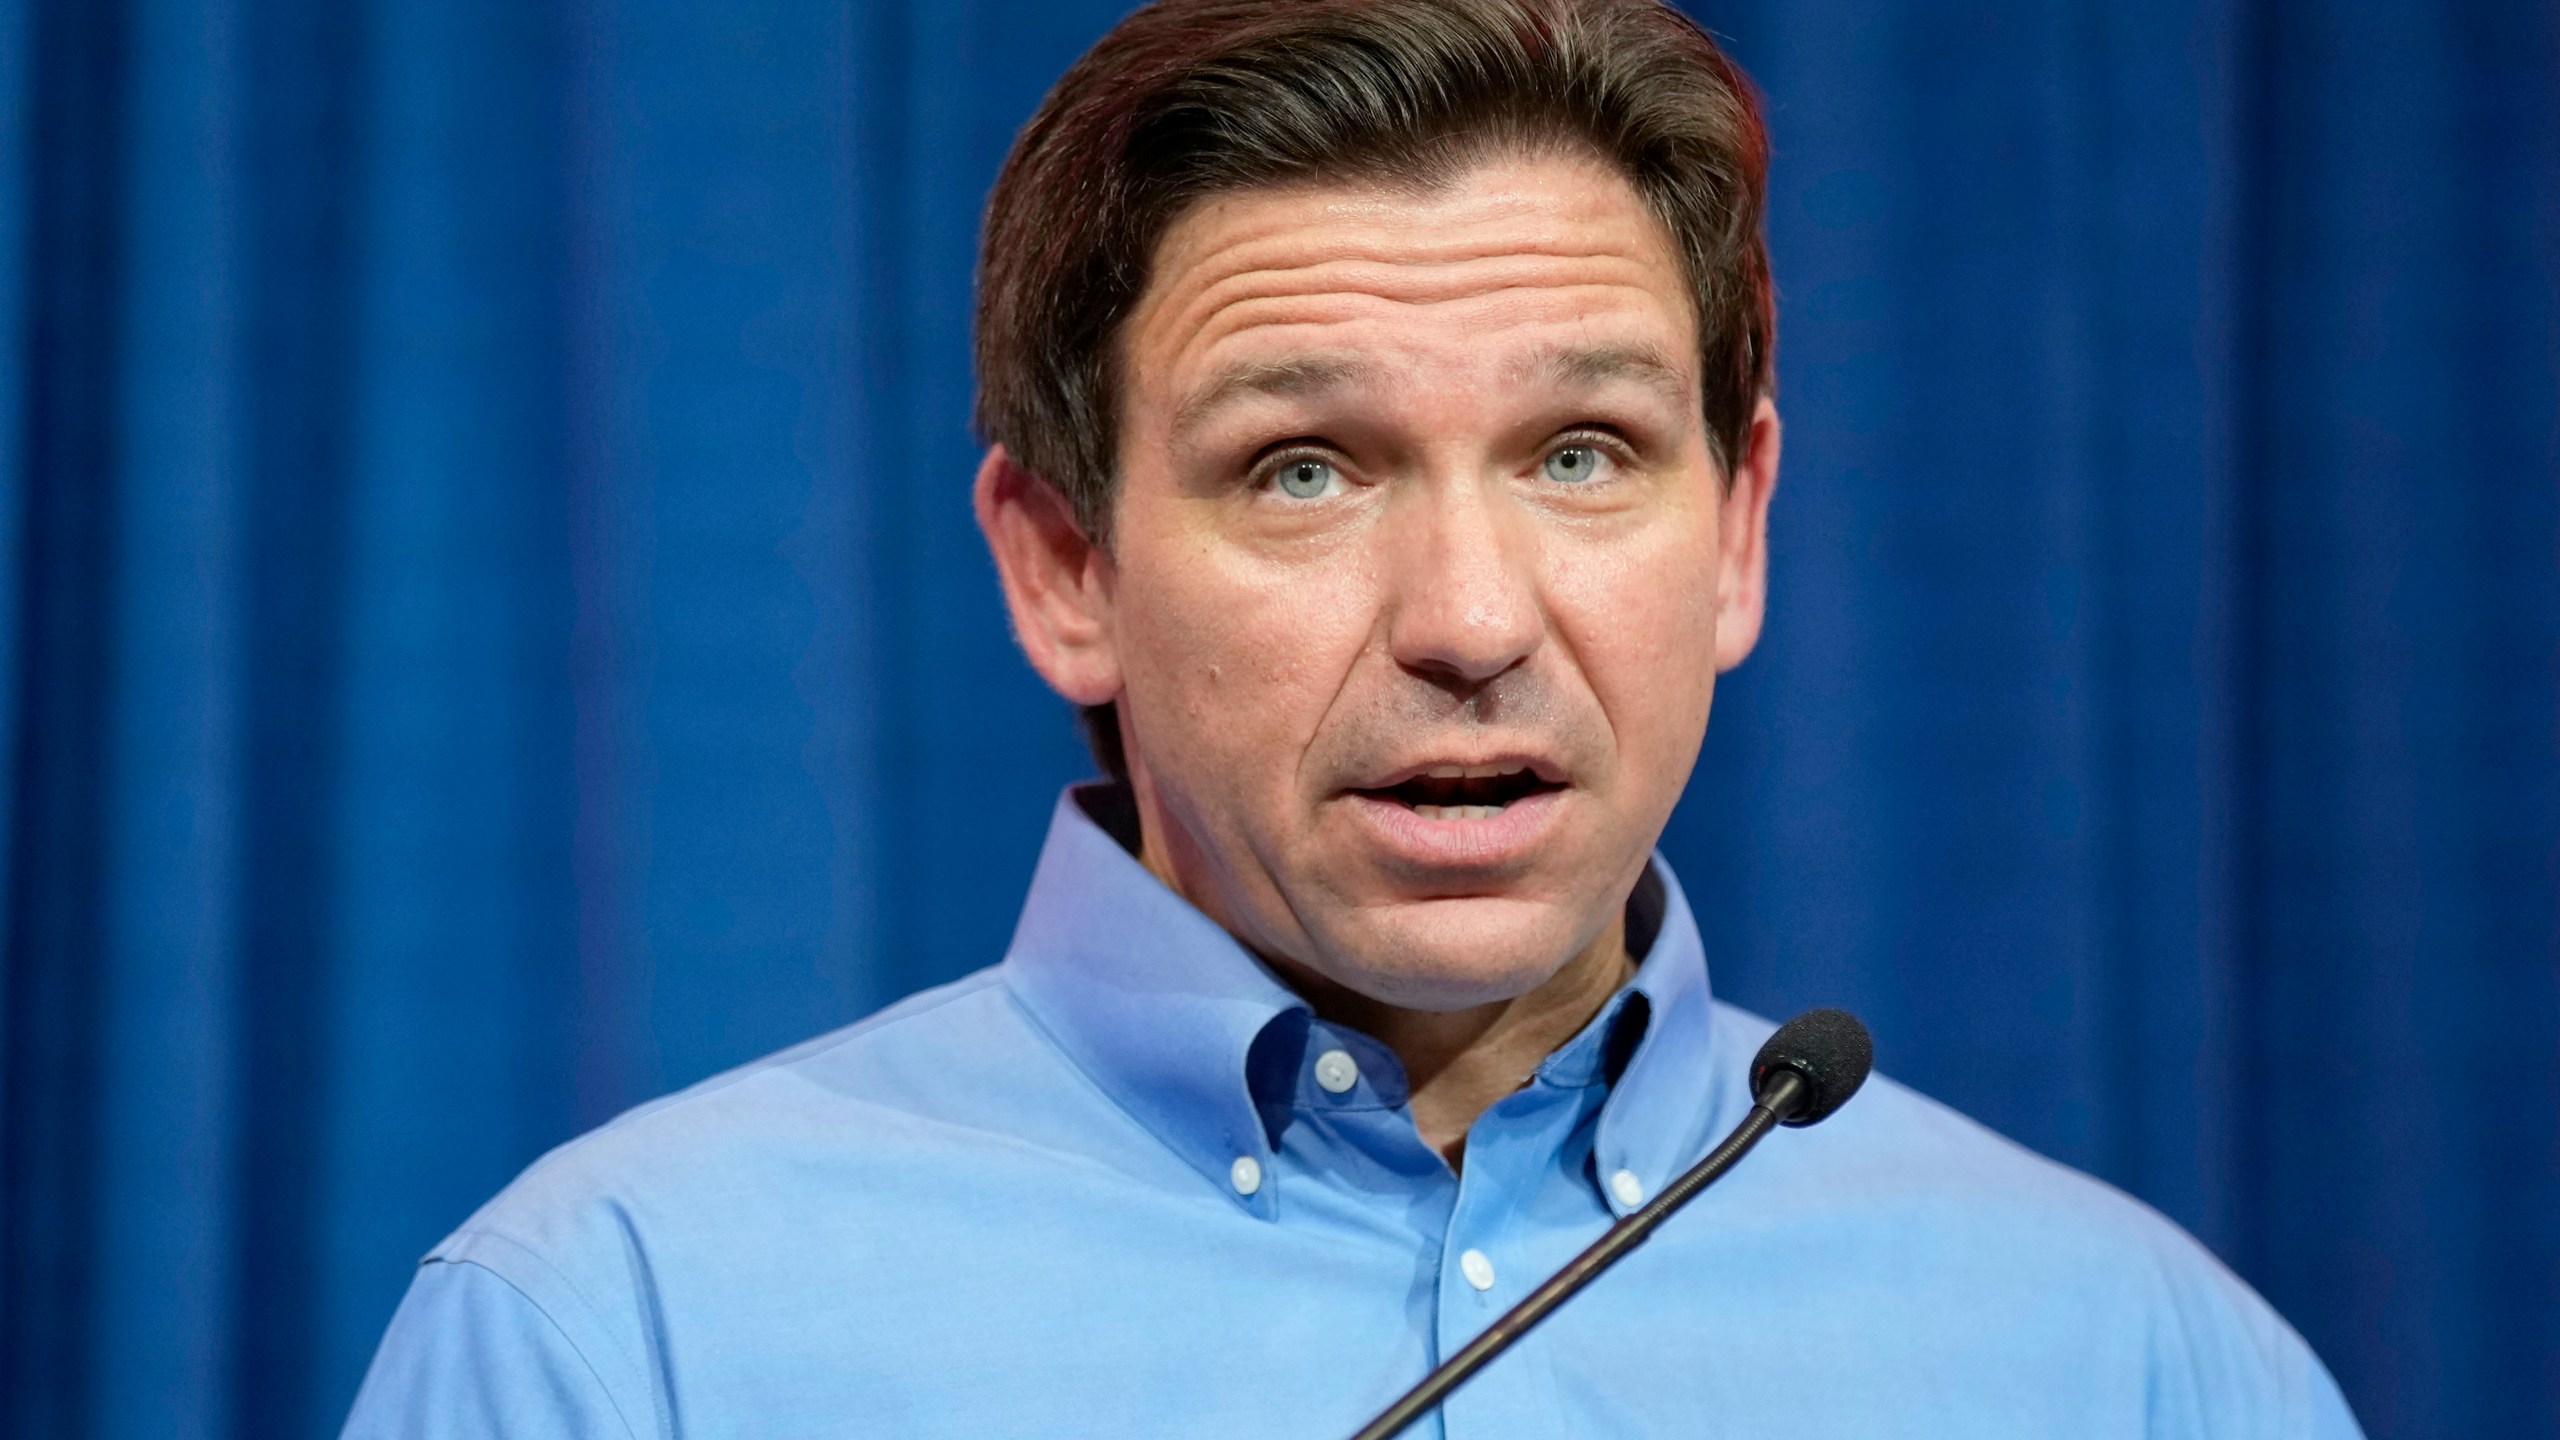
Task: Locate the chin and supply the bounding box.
[1311,893,1598,1012]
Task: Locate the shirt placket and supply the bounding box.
[1427,1074,1593,1440]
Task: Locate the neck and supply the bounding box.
[1111,767,1637,1170]
[1269,916,1634,1169]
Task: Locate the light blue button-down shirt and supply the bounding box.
[344,786,2360,1438]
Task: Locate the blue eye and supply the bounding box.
[1274,458,1339,499]
[1543,445,1604,483]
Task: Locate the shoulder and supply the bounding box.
[1711,1000,2200,1256]
[431,964,1116,1274]
[1705,1002,2354,1437]
[367,963,1186,1431]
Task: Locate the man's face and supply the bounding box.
[991,148,1776,1011]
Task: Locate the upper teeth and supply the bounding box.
[1423,763,1527,779]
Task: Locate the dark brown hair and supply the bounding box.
[974,0,1775,779]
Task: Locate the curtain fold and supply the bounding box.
[0,0,2550,1435]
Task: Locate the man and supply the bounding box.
[346,1,2360,1435]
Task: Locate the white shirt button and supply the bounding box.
[1459,1248,1496,1291]
[1313,1048,1360,1094]
[1610,1169,1645,1208]
[1230,1156,1262,1196]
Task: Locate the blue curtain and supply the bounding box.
[0,0,2549,1435]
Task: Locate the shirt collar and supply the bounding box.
[1581,858,1733,1214]
[1002,784,1729,1215]
[1003,787,1307,1217]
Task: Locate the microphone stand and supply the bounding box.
[1346,1068,1808,1440]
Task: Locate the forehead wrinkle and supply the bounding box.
[1154,181,1640,276]
[1181,227,1648,279]
[1156,247,1668,345]
[1165,276,1679,383]
[1133,171,1698,442]
[1138,213,1674,350]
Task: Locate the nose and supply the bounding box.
[1383,478,1544,690]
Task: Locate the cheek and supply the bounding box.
[1544,519,1722,765]
[1111,522,1381,783]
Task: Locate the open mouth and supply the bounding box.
[1360,763,1565,820]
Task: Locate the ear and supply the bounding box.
[974,447,1123,705]
[1711,395,1781,672]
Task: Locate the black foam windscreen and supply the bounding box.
[1748,1008,1874,1126]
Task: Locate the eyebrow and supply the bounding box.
[1170,353,1376,438]
[1512,342,1693,407]
[1166,341,1692,441]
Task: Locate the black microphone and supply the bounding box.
[1346,1007,1874,1440]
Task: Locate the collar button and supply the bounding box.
[1610,1168,1645,1208]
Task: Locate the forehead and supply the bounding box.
[1122,150,1699,423]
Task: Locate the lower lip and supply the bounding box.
[1339,787,1570,872]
